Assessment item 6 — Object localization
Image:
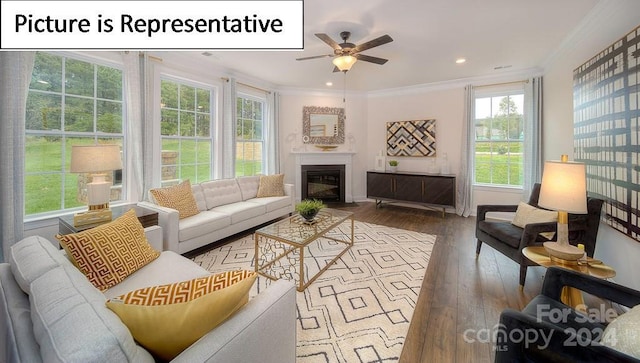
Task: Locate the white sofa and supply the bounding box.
[139,176,295,254]
[0,233,297,363]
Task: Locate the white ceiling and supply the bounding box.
[157,0,601,92]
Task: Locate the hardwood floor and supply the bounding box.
[332,201,548,363]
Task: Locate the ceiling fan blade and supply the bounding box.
[354,34,393,53]
[315,33,341,50]
[333,66,341,73]
[296,54,334,61]
[354,54,389,65]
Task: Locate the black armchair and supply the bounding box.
[476,183,604,287]
[496,267,640,362]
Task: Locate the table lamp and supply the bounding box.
[538,155,588,261]
[70,144,123,226]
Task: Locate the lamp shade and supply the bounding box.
[538,159,588,214]
[332,55,357,71]
[70,145,123,173]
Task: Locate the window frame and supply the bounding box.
[159,75,215,186]
[472,85,525,188]
[24,51,126,221]
[235,91,267,177]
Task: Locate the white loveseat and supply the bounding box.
[0,233,297,363]
[139,176,295,254]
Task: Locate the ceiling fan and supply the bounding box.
[296,31,393,72]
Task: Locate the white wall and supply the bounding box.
[542,0,640,289]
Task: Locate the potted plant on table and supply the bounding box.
[388,160,399,172]
[295,199,326,222]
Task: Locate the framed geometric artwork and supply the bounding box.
[573,24,640,242]
[386,119,436,157]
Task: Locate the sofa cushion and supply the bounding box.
[191,183,208,211]
[201,179,243,209]
[211,201,266,224]
[247,195,292,213]
[179,210,232,242]
[30,263,153,363]
[601,304,640,359]
[9,235,68,294]
[56,209,160,291]
[103,251,211,299]
[237,175,260,200]
[106,270,257,361]
[256,174,285,197]
[150,179,200,219]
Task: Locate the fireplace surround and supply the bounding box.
[293,151,355,203]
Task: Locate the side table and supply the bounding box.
[522,246,616,311]
[58,205,159,235]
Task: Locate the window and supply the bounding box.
[25,52,124,217]
[474,88,524,186]
[235,93,265,176]
[160,78,213,185]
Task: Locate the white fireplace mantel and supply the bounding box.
[292,151,356,203]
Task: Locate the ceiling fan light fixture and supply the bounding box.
[333,55,357,71]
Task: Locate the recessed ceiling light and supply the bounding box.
[326,82,333,86]
[455,58,466,64]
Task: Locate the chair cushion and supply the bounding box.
[56,209,160,291]
[256,174,285,197]
[150,180,200,219]
[106,270,256,361]
[478,220,524,249]
[512,202,557,239]
[601,304,640,359]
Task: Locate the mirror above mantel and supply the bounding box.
[302,106,345,145]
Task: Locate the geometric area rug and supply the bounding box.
[191,221,436,363]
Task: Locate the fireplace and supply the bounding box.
[301,164,345,202]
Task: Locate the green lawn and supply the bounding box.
[26,137,262,216]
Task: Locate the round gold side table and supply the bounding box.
[522,246,616,311]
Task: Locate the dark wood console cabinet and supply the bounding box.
[366,171,456,217]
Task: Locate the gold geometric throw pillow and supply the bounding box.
[150,179,200,219]
[256,174,285,198]
[56,209,160,291]
[106,270,257,361]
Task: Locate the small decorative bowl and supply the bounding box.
[315,145,338,151]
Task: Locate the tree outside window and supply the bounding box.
[474,93,524,186]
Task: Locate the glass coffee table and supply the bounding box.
[254,208,354,291]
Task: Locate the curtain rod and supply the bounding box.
[221,77,271,94]
[475,79,529,88]
[135,52,163,63]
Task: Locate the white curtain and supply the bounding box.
[0,52,35,261]
[523,76,543,198]
[265,91,280,174]
[122,51,144,201]
[456,84,474,217]
[222,78,237,179]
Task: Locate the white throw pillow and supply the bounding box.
[511,202,558,240]
[601,304,640,359]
